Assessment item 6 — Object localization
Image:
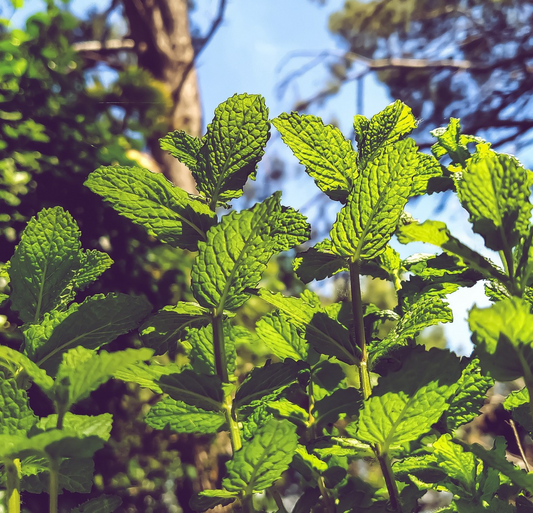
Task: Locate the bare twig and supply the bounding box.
[72,38,136,52]
[507,419,530,472]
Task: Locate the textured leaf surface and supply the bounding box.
[36,413,113,441]
[196,93,270,205]
[313,387,362,428]
[411,153,443,197]
[397,220,506,283]
[9,207,81,323]
[258,290,358,364]
[113,362,182,393]
[357,100,417,166]
[458,437,533,494]
[159,130,201,172]
[192,194,279,311]
[330,139,418,260]
[85,166,216,251]
[458,145,532,251]
[190,490,238,512]
[369,296,453,367]
[293,240,348,283]
[75,250,113,290]
[0,373,36,435]
[235,359,308,408]
[22,458,94,494]
[0,430,104,460]
[256,311,309,361]
[157,370,224,411]
[445,360,493,431]
[272,112,357,202]
[434,434,476,497]
[269,207,310,252]
[186,321,238,376]
[54,347,153,409]
[356,348,461,449]
[145,397,226,434]
[430,118,481,165]
[0,346,53,394]
[223,418,298,493]
[25,293,151,375]
[71,494,123,513]
[469,297,533,381]
[140,302,210,354]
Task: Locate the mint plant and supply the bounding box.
[2,93,533,512]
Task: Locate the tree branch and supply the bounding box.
[72,38,136,53]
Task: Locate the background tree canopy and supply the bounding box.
[296,0,533,150]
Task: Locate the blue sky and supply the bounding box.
[6,0,498,353]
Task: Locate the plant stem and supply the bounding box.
[213,313,242,452]
[223,394,242,452]
[508,419,530,472]
[5,457,21,513]
[212,312,229,383]
[376,449,400,512]
[308,372,335,513]
[49,458,59,513]
[349,258,372,399]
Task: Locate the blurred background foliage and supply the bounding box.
[0,0,531,511]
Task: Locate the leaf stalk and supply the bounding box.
[349,258,372,399]
[49,458,60,513]
[5,457,21,513]
[376,448,400,512]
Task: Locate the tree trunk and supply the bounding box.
[121,0,200,193]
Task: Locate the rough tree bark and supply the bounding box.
[121,0,202,193]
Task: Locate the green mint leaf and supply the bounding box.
[0,346,54,395]
[293,445,328,481]
[196,93,270,206]
[145,397,226,434]
[54,347,153,410]
[71,495,122,513]
[192,194,280,311]
[430,118,482,165]
[35,413,112,441]
[258,290,358,365]
[293,240,348,283]
[411,153,444,197]
[256,311,310,362]
[157,369,224,411]
[159,130,201,172]
[353,115,370,146]
[240,401,275,440]
[267,399,309,427]
[310,437,372,460]
[312,387,362,429]
[392,454,443,482]
[235,359,308,409]
[190,490,238,512]
[140,302,211,355]
[71,249,113,291]
[9,207,81,323]
[356,348,461,450]
[186,321,238,376]
[270,206,311,252]
[85,166,216,251]
[0,371,36,435]
[330,139,418,260]
[397,220,507,284]
[222,418,298,493]
[433,434,476,498]
[369,295,453,367]
[312,360,347,402]
[357,100,417,166]
[457,144,532,251]
[272,112,357,202]
[457,437,533,494]
[504,387,529,410]
[22,458,94,494]
[24,293,151,375]
[469,297,533,381]
[445,359,493,431]
[113,361,182,394]
[0,430,104,460]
